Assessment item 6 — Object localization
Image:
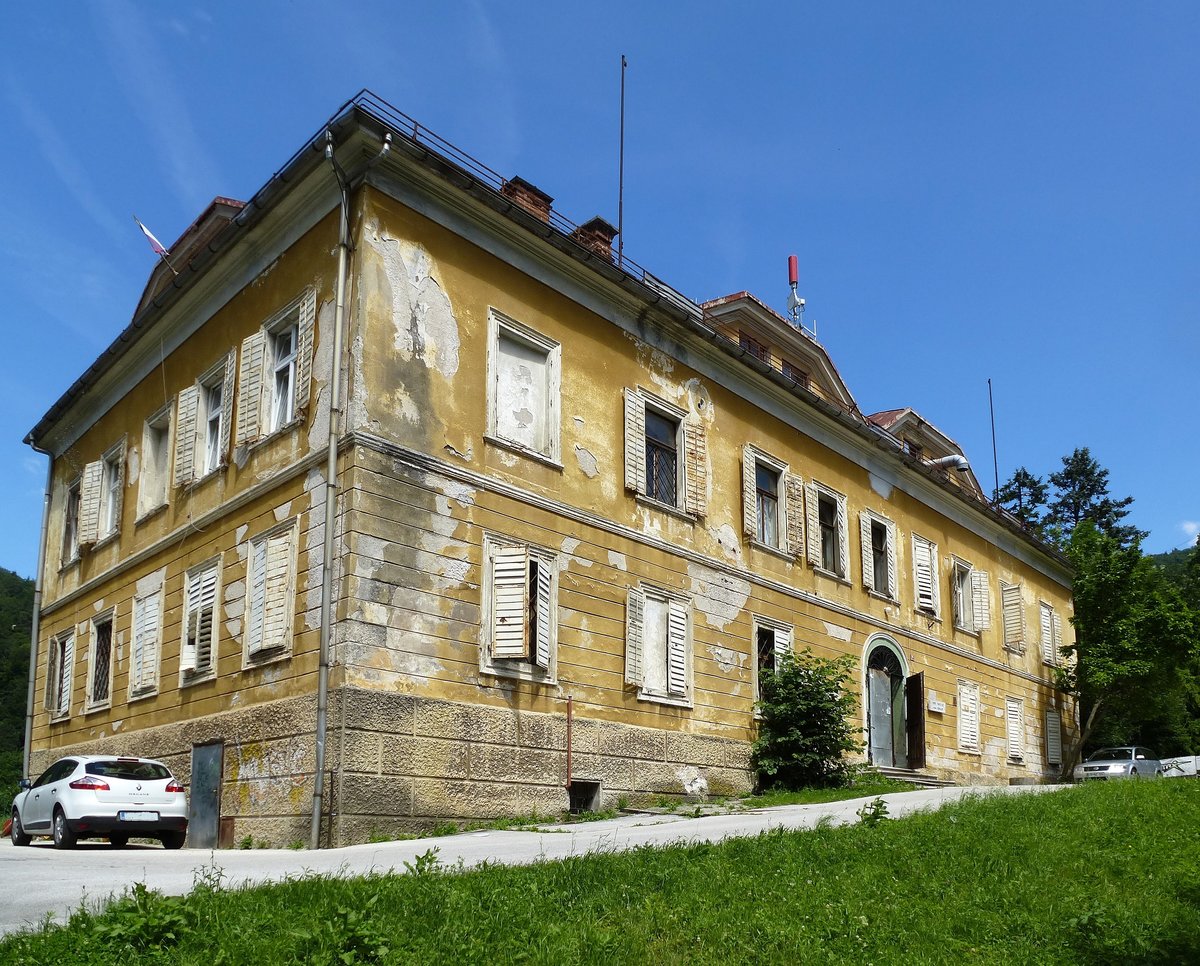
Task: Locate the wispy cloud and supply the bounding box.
[1181,520,1199,545]
[92,0,221,212]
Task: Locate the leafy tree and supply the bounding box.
[0,567,35,796]
[752,649,862,790]
[996,467,1049,535]
[1047,447,1143,547]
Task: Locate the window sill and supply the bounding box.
[748,540,797,563]
[245,418,304,455]
[93,532,120,552]
[58,556,81,575]
[866,589,900,605]
[128,686,158,703]
[242,648,292,672]
[48,713,70,725]
[135,502,169,526]
[1003,645,1027,656]
[484,434,563,470]
[953,623,981,638]
[811,566,851,586]
[636,689,693,710]
[180,668,217,688]
[957,747,981,756]
[915,608,942,623]
[83,700,112,716]
[481,657,557,686]
[634,495,694,523]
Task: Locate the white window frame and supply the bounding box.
[97,442,125,542]
[1001,581,1026,653]
[45,630,74,720]
[911,533,941,618]
[951,557,991,635]
[485,310,562,465]
[237,289,316,448]
[137,403,172,520]
[84,609,115,713]
[623,387,707,517]
[625,585,692,707]
[244,521,299,667]
[741,445,804,557]
[130,585,163,699]
[176,352,235,486]
[805,480,850,580]
[752,615,793,706]
[957,679,980,753]
[479,534,558,684]
[859,509,898,600]
[61,477,81,567]
[1006,696,1025,762]
[180,557,221,685]
[1040,601,1063,666]
[268,318,299,433]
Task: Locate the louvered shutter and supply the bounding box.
[859,512,874,590]
[835,497,850,578]
[218,349,236,466]
[294,289,316,412]
[533,555,553,669]
[776,625,793,660]
[78,461,103,546]
[259,530,294,653]
[625,589,644,685]
[885,521,898,599]
[958,682,979,751]
[1040,604,1055,663]
[971,570,991,631]
[58,635,74,716]
[491,546,529,659]
[174,385,199,486]
[132,592,160,692]
[1052,611,1063,659]
[683,418,707,516]
[245,539,267,656]
[666,598,688,697]
[804,483,821,566]
[109,444,126,533]
[741,446,757,537]
[1002,583,1025,650]
[914,537,936,613]
[236,331,267,446]
[44,637,59,711]
[784,474,805,558]
[1006,698,1024,760]
[195,567,218,671]
[1045,709,1063,765]
[622,389,645,494]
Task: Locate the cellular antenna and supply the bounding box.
[787,254,806,326]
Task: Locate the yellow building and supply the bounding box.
[23,92,1074,848]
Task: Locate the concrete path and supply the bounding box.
[0,783,1062,937]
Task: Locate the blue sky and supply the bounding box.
[2,2,1197,578]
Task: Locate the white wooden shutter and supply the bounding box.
[245,538,268,657]
[174,385,199,486]
[741,445,757,537]
[259,530,295,653]
[58,635,74,716]
[44,636,60,710]
[859,512,874,590]
[78,460,103,546]
[109,444,126,533]
[533,555,553,669]
[183,565,218,673]
[775,625,793,660]
[784,473,805,558]
[236,331,267,446]
[835,497,849,579]
[885,521,898,599]
[218,349,236,465]
[1052,611,1064,658]
[666,598,688,697]
[804,483,821,566]
[958,681,979,751]
[625,588,644,685]
[914,537,936,613]
[970,570,991,631]
[294,289,316,412]
[1045,709,1063,765]
[132,592,160,692]
[1002,583,1025,650]
[622,389,645,494]
[683,418,708,517]
[491,546,529,659]
[1006,697,1024,760]
[1040,604,1055,664]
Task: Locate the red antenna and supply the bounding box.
[788,254,799,287]
[787,254,804,324]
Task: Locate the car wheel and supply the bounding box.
[160,831,186,850]
[108,834,129,848]
[10,810,32,847]
[52,808,77,850]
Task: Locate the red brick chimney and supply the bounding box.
[571,216,619,261]
[501,176,553,223]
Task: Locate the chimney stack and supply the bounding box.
[501,176,554,223]
[571,216,619,261]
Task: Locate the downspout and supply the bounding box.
[23,449,53,780]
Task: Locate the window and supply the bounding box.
[623,388,707,516]
[859,511,898,599]
[181,559,220,681]
[625,586,691,705]
[130,586,163,696]
[76,440,127,547]
[236,289,316,447]
[481,536,557,682]
[1044,708,1063,766]
[45,631,74,719]
[912,534,940,616]
[753,617,793,704]
[1001,582,1026,653]
[1040,601,1063,665]
[738,330,771,364]
[805,482,849,578]
[951,559,991,634]
[61,479,81,565]
[1006,696,1025,762]
[86,612,114,711]
[137,405,172,518]
[741,446,804,554]
[486,311,561,461]
[175,351,235,485]
[245,523,298,663]
[781,359,809,388]
[957,680,980,753]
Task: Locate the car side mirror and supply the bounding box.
[18,778,31,790]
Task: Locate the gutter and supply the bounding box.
[23,448,53,780]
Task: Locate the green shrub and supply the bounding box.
[752,648,862,790]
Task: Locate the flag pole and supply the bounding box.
[133,214,179,276]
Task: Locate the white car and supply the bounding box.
[1073,746,1164,781]
[10,755,188,849]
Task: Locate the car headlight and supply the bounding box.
[1107,764,1128,773]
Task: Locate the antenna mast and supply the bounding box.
[617,54,627,269]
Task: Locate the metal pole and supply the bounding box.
[988,378,1000,503]
[617,54,627,268]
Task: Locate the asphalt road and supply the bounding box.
[0,783,1061,936]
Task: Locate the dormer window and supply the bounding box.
[738,331,771,364]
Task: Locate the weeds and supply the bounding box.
[855,797,889,827]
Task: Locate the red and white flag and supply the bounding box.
[133,215,167,256]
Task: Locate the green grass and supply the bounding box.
[3,780,1199,964]
[736,772,917,808]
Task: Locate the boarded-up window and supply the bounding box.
[138,405,172,518]
[1002,582,1026,652]
[482,538,557,680]
[957,680,980,752]
[131,588,162,695]
[181,560,220,678]
[1006,696,1025,761]
[488,315,560,460]
[245,524,297,662]
[912,534,940,616]
[626,587,690,703]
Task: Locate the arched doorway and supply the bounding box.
[864,637,924,770]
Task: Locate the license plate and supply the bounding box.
[118,811,159,822]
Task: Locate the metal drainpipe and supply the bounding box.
[310,136,351,850]
[23,450,53,780]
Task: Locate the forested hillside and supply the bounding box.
[1,567,34,795]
